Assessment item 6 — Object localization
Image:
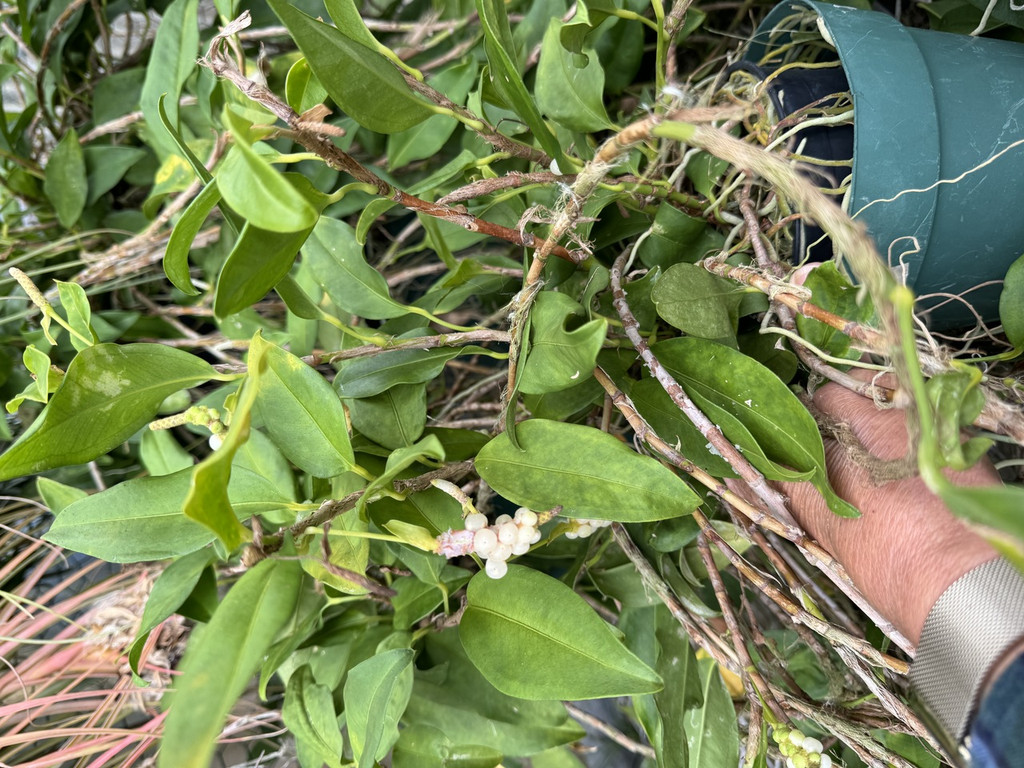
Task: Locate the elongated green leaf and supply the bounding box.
[999,253,1024,348]
[462,566,662,699]
[140,428,194,476]
[268,0,434,134]
[0,344,218,481]
[44,128,87,228]
[652,263,743,344]
[476,0,566,166]
[337,345,491,399]
[128,548,217,675]
[360,434,446,516]
[393,724,503,768]
[406,630,585,756]
[683,659,738,768]
[356,198,399,246]
[252,334,354,477]
[941,483,1024,570]
[654,614,701,768]
[560,0,617,55]
[6,344,58,413]
[475,419,700,522]
[323,0,382,49]
[140,0,199,154]
[652,338,858,517]
[183,342,264,550]
[55,280,97,351]
[83,145,147,205]
[536,20,612,133]
[214,224,312,318]
[303,217,407,319]
[37,477,88,515]
[283,665,344,768]
[165,180,221,295]
[212,148,312,232]
[344,649,415,768]
[43,464,289,562]
[348,382,428,450]
[518,292,607,395]
[160,558,303,768]
[285,57,328,114]
[926,370,991,471]
[795,263,875,361]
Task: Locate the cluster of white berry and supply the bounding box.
[563,517,613,539]
[773,727,831,768]
[464,507,543,579]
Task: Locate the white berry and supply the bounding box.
[485,558,508,579]
[497,522,518,544]
[819,756,831,768]
[464,512,488,531]
[494,514,512,526]
[802,737,823,754]
[208,434,223,451]
[493,542,512,561]
[788,730,806,748]
[511,541,531,556]
[515,508,538,527]
[473,528,498,557]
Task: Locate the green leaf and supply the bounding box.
[476,0,567,166]
[128,548,217,675]
[683,659,739,768]
[344,649,415,768]
[337,345,493,399]
[462,566,662,699]
[393,724,503,768]
[159,558,303,768]
[216,113,318,233]
[560,0,617,56]
[303,217,408,319]
[361,434,446,514]
[638,202,724,269]
[183,342,264,551]
[652,337,858,517]
[518,292,607,395]
[406,630,584,756]
[999,253,1024,348]
[83,145,147,205]
[475,419,701,522]
[536,20,612,133]
[940,483,1024,570]
[654,614,701,768]
[164,179,221,295]
[0,344,218,481]
[268,0,434,134]
[214,223,313,318]
[55,280,97,351]
[7,344,59,412]
[44,128,87,228]
[139,0,199,155]
[926,369,992,471]
[140,428,194,476]
[43,464,287,562]
[36,477,88,515]
[252,335,354,477]
[652,263,744,344]
[795,262,875,361]
[355,197,399,246]
[283,665,344,768]
[285,57,328,114]
[347,383,427,450]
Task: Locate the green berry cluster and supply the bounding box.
[772,726,832,768]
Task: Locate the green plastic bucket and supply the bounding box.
[746,1,1024,328]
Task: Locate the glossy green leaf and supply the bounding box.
[337,345,492,399]
[276,273,322,320]
[638,202,724,269]
[462,566,662,699]
[560,0,617,55]
[43,464,288,562]
[344,649,415,768]
[44,128,87,228]
[83,145,147,205]
[139,0,199,154]
[476,0,566,166]
[360,433,446,515]
[37,477,88,515]
[653,337,858,517]
[285,57,328,114]
[159,558,303,768]
[795,262,875,361]
[298,513,371,594]
[6,344,59,412]
[999,253,1024,348]
[140,428,194,476]
[303,217,407,319]
[654,614,702,768]
[283,665,344,768]
[475,419,701,521]
[268,0,434,134]
[926,369,992,471]
[941,483,1024,570]
[164,179,221,295]
[128,548,217,675]
[652,263,744,344]
[214,222,314,318]
[347,383,427,450]
[407,630,583,755]
[518,292,607,395]
[536,20,611,133]
[356,197,398,246]
[0,344,218,481]
[55,280,97,351]
[252,334,354,477]
[684,659,738,768]
[393,724,503,768]
[216,109,318,233]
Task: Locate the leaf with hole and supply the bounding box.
[536,20,612,133]
[475,419,700,521]
[462,566,662,699]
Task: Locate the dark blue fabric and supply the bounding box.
[970,652,1024,768]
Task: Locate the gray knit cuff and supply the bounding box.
[910,557,1024,741]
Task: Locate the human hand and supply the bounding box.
[780,373,1000,646]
